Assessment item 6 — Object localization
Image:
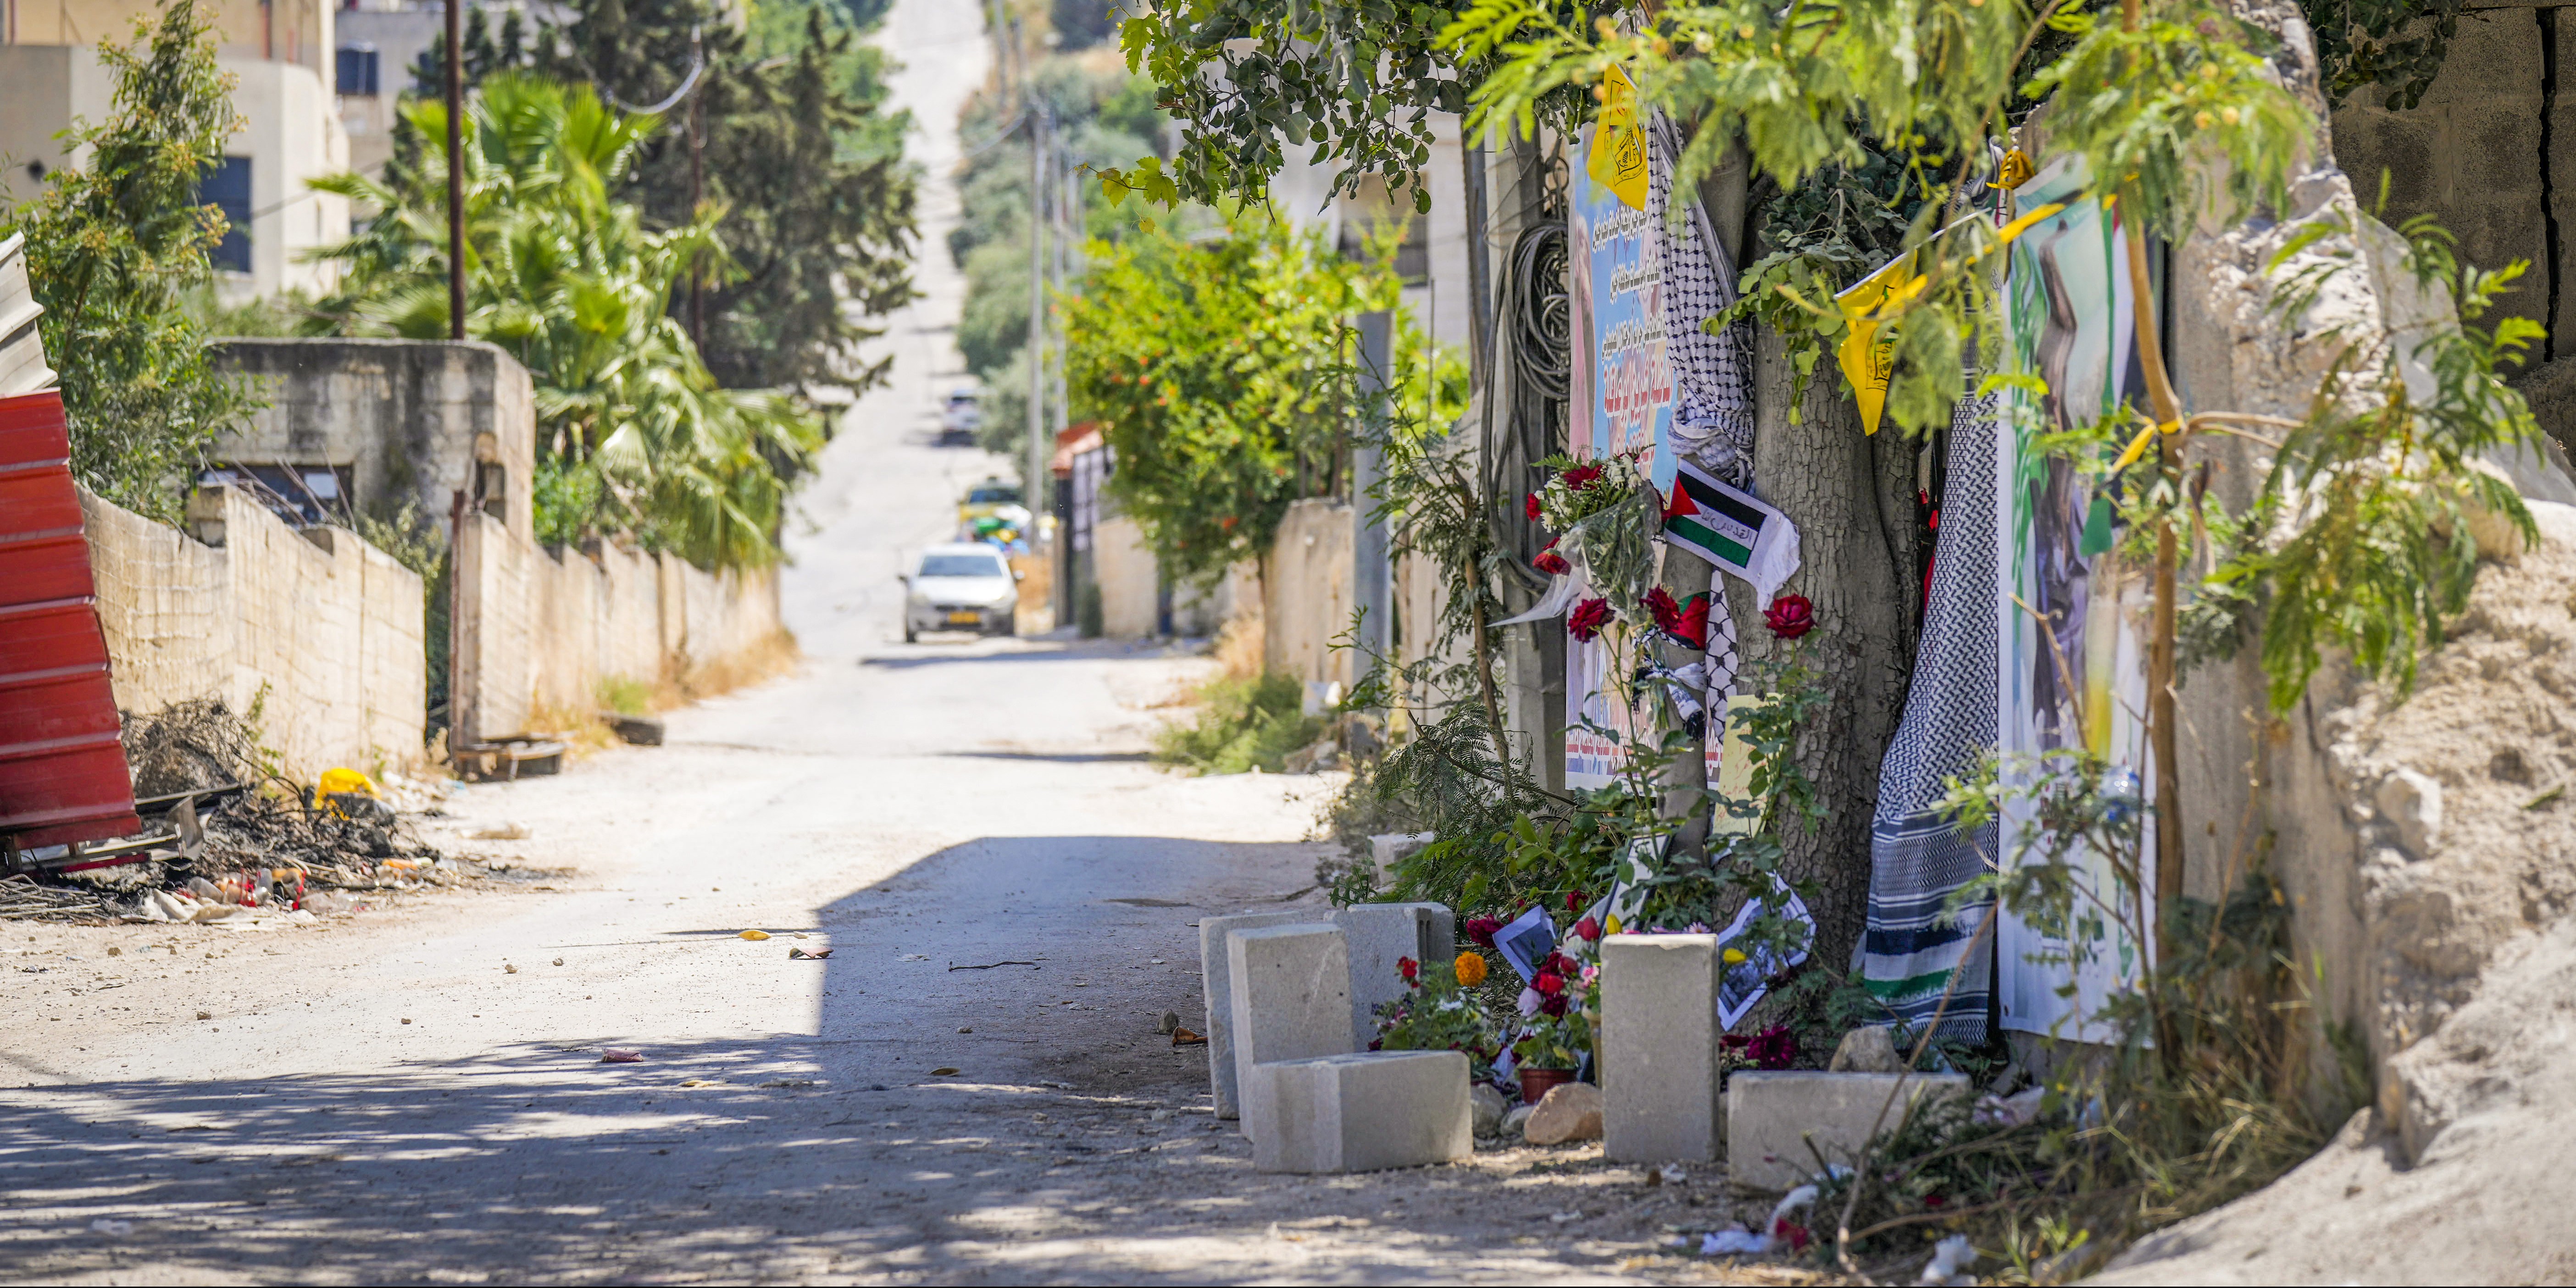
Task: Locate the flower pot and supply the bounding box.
[1519,1066,1577,1105]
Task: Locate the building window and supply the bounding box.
[337,44,380,96]
[200,156,252,275]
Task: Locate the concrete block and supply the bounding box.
[1199,911,1313,1119]
[1600,934,1723,1163]
[1247,1050,1472,1173]
[1725,1071,1971,1190]
[1334,902,1453,1047]
[1228,923,1355,1142]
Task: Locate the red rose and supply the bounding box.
[1748,1024,1796,1069]
[1763,593,1815,639]
[1465,916,1501,949]
[1574,916,1601,942]
[1397,955,1419,983]
[1644,586,1682,634]
[1533,970,1564,996]
[1525,491,1543,520]
[1539,991,1572,1017]
[1566,597,1612,642]
[1773,1219,1812,1252]
[1562,463,1603,490]
[1565,889,1585,911]
[1532,541,1570,577]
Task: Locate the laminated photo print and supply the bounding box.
[1493,905,1560,984]
[1715,887,1815,1031]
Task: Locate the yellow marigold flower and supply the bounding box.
[1455,951,1489,987]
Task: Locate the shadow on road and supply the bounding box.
[0,834,1343,1283]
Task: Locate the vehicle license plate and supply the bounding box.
[945,611,979,626]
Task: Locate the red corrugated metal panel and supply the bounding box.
[0,389,139,849]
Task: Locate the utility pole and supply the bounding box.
[687,23,705,350]
[1026,104,1049,537]
[444,0,466,341]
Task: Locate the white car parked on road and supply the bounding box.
[901,543,1019,641]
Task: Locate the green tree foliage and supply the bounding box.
[535,0,916,390]
[1099,0,1526,211]
[306,74,821,570]
[950,57,1169,467]
[3,0,260,522]
[1062,217,1405,585]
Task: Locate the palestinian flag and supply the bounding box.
[1663,459,1802,602]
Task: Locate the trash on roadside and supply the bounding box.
[739,930,771,941]
[788,946,832,960]
[552,957,564,965]
[317,768,391,821]
[931,1067,961,1076]
[89,1218,133,1237]
[1645,1163,1686,1187]
[600,1049,644,1063]
[1171,1027,1207,1047]
[504,963,518,973]
[470,822,531,841]
[1155,1010,1181,1035]
[1700,1227,1765,1256]
[1919,1233,1977,1285]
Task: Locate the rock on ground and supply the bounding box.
[1525,1081,1604,1145]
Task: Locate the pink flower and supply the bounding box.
[1764,593,1815,640]
[1566,597,1612,642]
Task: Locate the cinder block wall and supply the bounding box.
[83,487,425,780]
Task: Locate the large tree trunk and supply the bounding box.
[1734,326,1921,972]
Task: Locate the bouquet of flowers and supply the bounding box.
[1372,951,1504,1078]
[1510,949,1594,1070]
[1528,452,1649,533]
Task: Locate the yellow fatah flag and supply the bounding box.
[1832,253,1928,436]
[1586,64,1649,211]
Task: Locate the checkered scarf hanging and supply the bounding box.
[1649,113,1756,487]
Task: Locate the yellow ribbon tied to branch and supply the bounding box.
[1586,64,1649,211]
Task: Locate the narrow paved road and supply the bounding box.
[0,3,1771,1282]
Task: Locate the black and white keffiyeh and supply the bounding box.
[1649,113,1756,486]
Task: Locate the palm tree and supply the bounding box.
[307,73,821,570]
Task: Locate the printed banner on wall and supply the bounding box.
[1994,157,2159,1043]
[1566,117,1681,788]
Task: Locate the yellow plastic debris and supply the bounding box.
[317,767,381,799]
[739,930,772,941]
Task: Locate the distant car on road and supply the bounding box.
[901,543,1020,642]
[956,477,1022,527]
[938,387,983,445]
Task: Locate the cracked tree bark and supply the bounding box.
[1732,324,1922,972]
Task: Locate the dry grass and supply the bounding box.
[673,628,801,701]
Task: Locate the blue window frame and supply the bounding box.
[199,156,251,274]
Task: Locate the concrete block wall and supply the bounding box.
[83,487,424,780]
[1265,498,1355,687]
[458,514,784,742]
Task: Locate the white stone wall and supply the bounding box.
[83,487,424,780]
